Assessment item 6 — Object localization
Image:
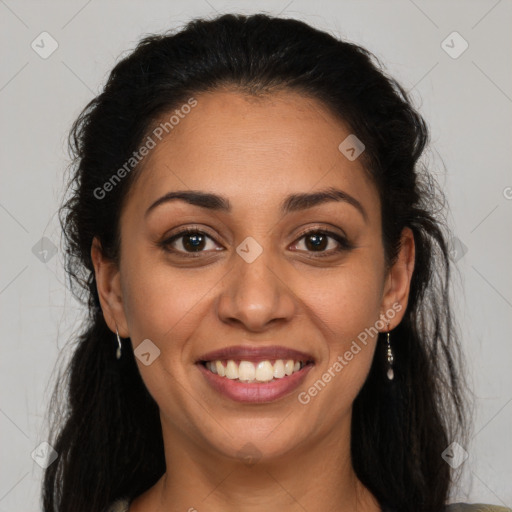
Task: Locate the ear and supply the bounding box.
[380,227,415,328]
[90,236,129,337]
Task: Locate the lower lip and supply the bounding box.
[196,362,314,403]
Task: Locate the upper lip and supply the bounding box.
[197,345,315,363]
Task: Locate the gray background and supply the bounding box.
[0,0,511,509]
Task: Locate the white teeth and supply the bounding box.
[225,360,238,379]
[204,358,308,383]
[238,360,256,381]
[273,359,285,378]
[215,360,225,377]
[255,361,274,382]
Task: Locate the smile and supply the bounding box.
[202,359,310,383]
[196,359,315,403]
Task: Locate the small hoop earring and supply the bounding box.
[386,321,394,381]
[115,327,122,360]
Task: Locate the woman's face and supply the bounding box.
[93,89,413,464]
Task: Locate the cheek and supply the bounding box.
[122,263,214,343]
[299,262,383,394]
[119,256,219,406]
[303,263,383,339]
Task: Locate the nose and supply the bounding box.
[215,247,297,332]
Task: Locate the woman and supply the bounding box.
[42,13,510,512]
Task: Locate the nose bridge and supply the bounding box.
[216,236,295,330]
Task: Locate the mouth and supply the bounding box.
[195,345,315,403]
[196,345,315,382]
[197,358,314,383]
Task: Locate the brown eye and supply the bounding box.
[292,229,353,256]
[160,229,222,256]
[303,232,329,251]
[179,232,207,252]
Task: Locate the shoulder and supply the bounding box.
[105,497,130,512]
[445,504,512,512]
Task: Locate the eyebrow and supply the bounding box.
[145,186,368,221]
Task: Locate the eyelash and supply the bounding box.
[158,226,353,259]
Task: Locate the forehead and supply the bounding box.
[122,89,378,219]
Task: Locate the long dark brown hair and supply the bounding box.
[43,13,469,512]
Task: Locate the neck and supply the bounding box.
[130,415,381,512]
